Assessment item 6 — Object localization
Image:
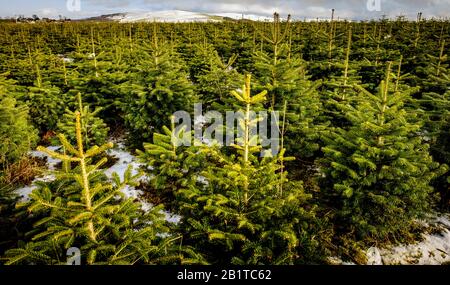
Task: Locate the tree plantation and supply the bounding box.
[0,12,449,265]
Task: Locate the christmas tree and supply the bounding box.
[57,92,109,149]
[0,73,38,166]
[142,75,328,264]
[193,42,242,108]
[319,62,447,249]
[120,37,194,147]
[20,64,67,134]
[3,112,193,265]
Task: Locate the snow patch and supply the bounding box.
[29,146,61,171]
[366,247,382,265]
[377,214,450,265]
[328,214,450,265]
[104,142,143,181]
[14,142,180,223]
[15,146,61,202]
[105,141,180,223]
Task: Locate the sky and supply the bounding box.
[0,0,449,20]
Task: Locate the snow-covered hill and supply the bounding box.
[213,12,273,21]
[86,10,274,23]
[108,10,219,23]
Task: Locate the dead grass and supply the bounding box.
[0,156,46,188]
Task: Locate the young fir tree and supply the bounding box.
[57,92,109,149]
[140,75,328,264]
[432,97,450,207]
[186,40,223,83]
[137,123,203,208]
[193,43,242,108]
[20,64,66,134]
[69,28,130,126]
[120,36,194,147]
[319,62,447,248]
[0,73,38,167]
[252,13,327,160]
[252,12,293,109]
[321,25,367,130]
[3,112,193,265]
[411,40,449,96]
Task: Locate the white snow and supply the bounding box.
[104,142,181,223]
[103,141,153,211]
[29,146,61,171]
[57,54,74,63]
[15,185,37,203]
[376,214,450,265]
[366,247,382,265]
[14,141,181,223]
[110,10,221,23]
[15,146,61,202]
[213,13,273,21]
[197,175,208,185]
[329,214,450,265]
[105,10,276,23]
[104,142,143,181]
[93,10,354,23]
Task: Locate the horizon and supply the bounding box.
[0,0,449,21]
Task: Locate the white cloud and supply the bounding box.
[38,8,59,17]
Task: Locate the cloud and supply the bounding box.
[84,0,132,8]
[38,8,59,17]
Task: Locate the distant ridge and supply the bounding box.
[83,10,274,23]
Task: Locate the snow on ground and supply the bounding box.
[330,214,450,265]
[15,146,61,202]
[93,10,352,23]
[29,146,61,171]
[105,142,181,223]
[14,141,181,223]
[371,214,450,265]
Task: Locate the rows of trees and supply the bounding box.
[0,13,449,264]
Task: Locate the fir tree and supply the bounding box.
[411,41,450,206]
[252,14,327,161]
[252,12,293,109]
[19,64,66,134]
[137,122,202,208]
[186,40,224,82]
[57,92,109,149]
[120,37,194,147]
[193,42,242,108]
[0,73,38,167]
[0,72,38,258]
[141,75,328,264]
[69,31,130,126]
[319,62,447,246]
[3,112,193,265]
